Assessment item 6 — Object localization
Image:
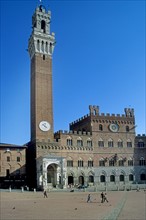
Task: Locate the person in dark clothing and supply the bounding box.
[43,190,48,198]
[87,194,91,203]
[101,192,104,203]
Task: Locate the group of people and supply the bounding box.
[87,192,109,203]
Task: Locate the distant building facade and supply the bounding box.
[0,5,145,190]
[0,144,27,188]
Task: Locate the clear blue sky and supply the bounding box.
[0,0,145,145]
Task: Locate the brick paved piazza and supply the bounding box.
[1,190,146,220]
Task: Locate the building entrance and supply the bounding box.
[47,164,58,187]
[79,176,84,185]
[68,176,74,185]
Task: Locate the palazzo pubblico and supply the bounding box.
[0,5,146,190]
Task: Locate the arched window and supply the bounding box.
[127,139,132,147]
[89,175,94,183]
[45,42,48,53]
[98,138,104,147]
[88,158,93,167]
[118,139,123,148]
[41,41,44,52]
[87,138,92,147]
[126,126,129,132]
[67,137,73,146]
[139,157,146,166]
[118,159,124,166]
[37,40,40,51]
[99,124,103,131]
[109,159,115,166]
[100,175,105,182]
[108,138,114,147]
[78,158,83,167]
[128,158,133,166]
[129,174,133,181]
[138,139,144,148]
[140,174,146,181]
[110,175,115,182]
[67,157,73,167]
[77,137,83,147]
[41,20,46,33]
[99,158,105,167]
[50,42,53,54]
[120,174,124,182]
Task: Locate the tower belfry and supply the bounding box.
[28,5,55,142]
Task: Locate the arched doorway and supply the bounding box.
[140,173,146,181]
[47,164,58,187]
[100,175,105,182]
[79,176,84,185]
[68,176,74,185]
[110,175,115,182]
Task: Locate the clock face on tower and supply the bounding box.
[109,123,119,132]
[39,121,51,132]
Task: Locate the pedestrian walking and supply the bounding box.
[87,193,91,203]
[100,192,104,203]
[43,190,48,198]
[103,193,108,202]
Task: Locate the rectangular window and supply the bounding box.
[128,160,133,166]
[99,161,105,166]
[88,161,93,167]
[138,142,144,148]
[77,140,83,147]
[6,169,10,176]
[17,157,20,162]
[98,141,104,147]
[119,160,124,166]
[118,142,123,147]
[109,160,115,166]
[127,142,132,147]
[67,160,73,167]
[87,141,92,147]
[108,141,114,147]
[7,156,10,162]
[78,160,83,167]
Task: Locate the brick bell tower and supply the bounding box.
[28,5,55,142]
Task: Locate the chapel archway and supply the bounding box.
[47,164,58,187]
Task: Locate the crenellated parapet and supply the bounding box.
[54,130,91,136]
[70,106,135,127]
[70,114,90,126]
